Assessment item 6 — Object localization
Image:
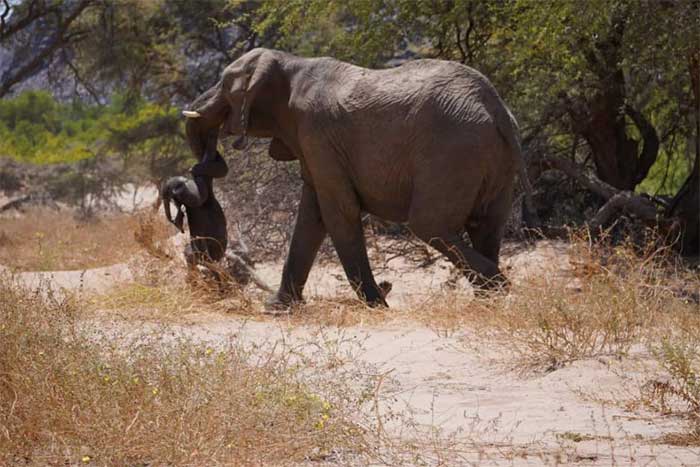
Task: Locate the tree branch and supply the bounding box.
[0,0,57,42]
[625,104,660,186]
[546,155,660,231]
[62,50,101,104]
[588,191,658,232]
[545,156,618,199]
[0,0,93,98]
[453,21,467,64]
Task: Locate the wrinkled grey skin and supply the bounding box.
[184,48,534,309]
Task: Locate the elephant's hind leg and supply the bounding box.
[466,186,513,265]
[408,185,506,291]
[412,228,505,290]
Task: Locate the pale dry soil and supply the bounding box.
[5,239,699,466]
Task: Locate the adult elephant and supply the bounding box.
[183,48,535,309]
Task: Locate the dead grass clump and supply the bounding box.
[480,274,650,370]
[0,207,170,271]
[473,233,698,371]
[0,275,369,465]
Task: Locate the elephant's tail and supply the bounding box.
[496,106,540,229]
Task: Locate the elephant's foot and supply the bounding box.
[471,272,510,298]
[361,280,391,308]
[378,280,393,299]
[263,291,302,314]
[365,297,388,308]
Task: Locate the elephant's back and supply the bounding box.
[333,59,505,126]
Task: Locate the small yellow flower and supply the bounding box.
[132,377,140,384]
[322,400,331,411]
[81,455,91,463]
[205,348,213,356]
[152,388,159,395]
[103,375,110,383]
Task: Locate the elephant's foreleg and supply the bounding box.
[317,193,387,307]
[266,183,327,309]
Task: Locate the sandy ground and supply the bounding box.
[5,239,699,465]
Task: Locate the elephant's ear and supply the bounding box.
[228,51,278,150]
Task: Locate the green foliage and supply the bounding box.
[254,0,697,193]
[0,91,98,163]
[1,0,696,203]
[252,0,403,67]
[0,91,189,175]
[638,144,695,196]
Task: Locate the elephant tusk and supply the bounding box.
[182,110,201,118]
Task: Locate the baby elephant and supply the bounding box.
[161,149,271,291]
[161,173,228,265]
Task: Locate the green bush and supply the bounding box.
[0,90,188,170]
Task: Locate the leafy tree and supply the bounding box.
[256,0,699,253]
[1,0,697,252]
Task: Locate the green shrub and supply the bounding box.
[0,90,189,172]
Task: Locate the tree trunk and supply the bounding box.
[566,8,659,191]
[669,159,699,256]
[668,52,700,256]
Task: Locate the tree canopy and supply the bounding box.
[1,0,698,252]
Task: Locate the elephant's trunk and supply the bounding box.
[184,82,230,162]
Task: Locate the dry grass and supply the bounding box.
[451,233,698,371]
[0,207,170,271]
[0,275,377,465]
[87,250,261,320]
[4,215,700,461]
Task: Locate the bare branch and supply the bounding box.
[546,155,661,233]
[624,104,660,186]
[61,50,101,104]
[454,21,467,64]
[588,191,658,232]
[545,156,618,200]
[0,0,93,98]
[0,0,56,42]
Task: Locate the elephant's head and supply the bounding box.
[183,48,293,162]
[161,176,190,233]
